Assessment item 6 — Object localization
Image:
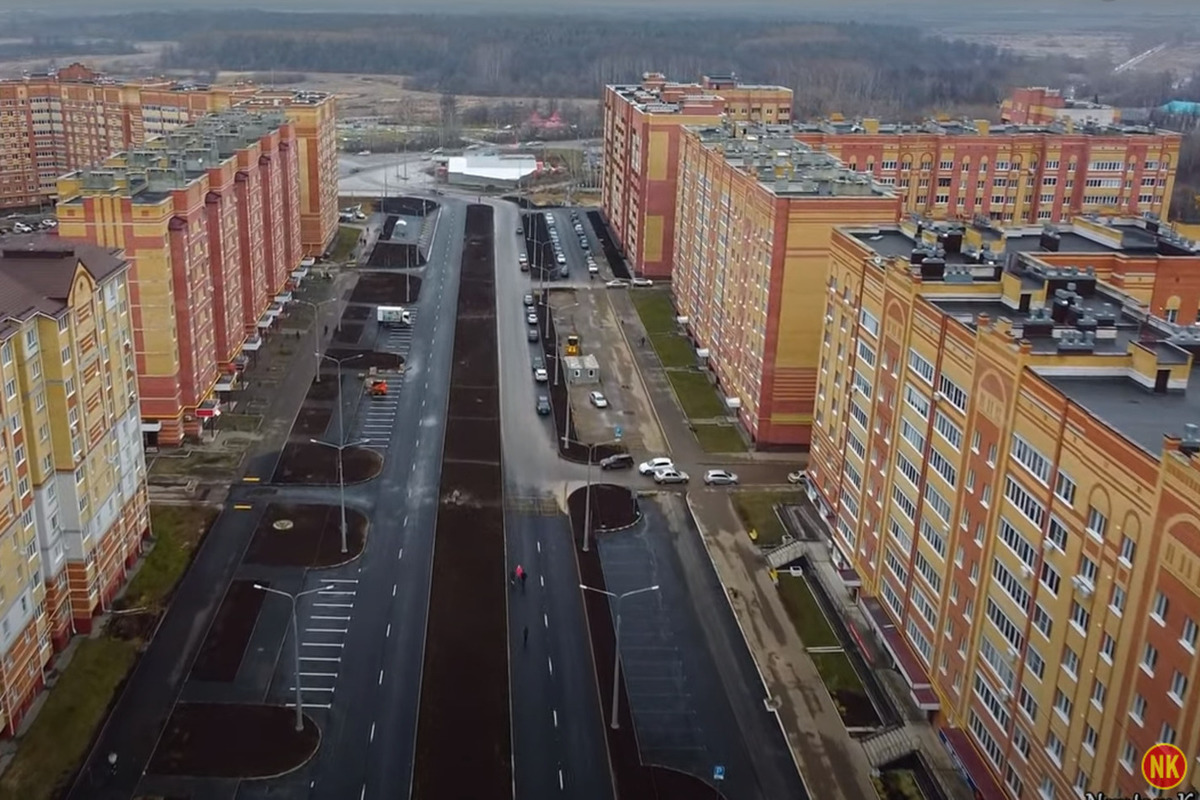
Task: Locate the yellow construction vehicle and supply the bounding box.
[565,334,581,356]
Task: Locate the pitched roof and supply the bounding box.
[0,234,128,325]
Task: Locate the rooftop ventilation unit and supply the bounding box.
[1181,423,1200,456]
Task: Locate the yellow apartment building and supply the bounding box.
[672,123,900,446]
[809,215,1200,798]
[601,73,793,278]
[0,236,148,735]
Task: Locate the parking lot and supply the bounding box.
[0,213,56,236]
[546,286,665,456]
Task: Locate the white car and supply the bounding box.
[787,470,807,485]
[703,469,739,486]
[534,367,548,382]
[527,311,538,325]
[589,391,608,408]
[653,468,689,485]
[606,279,630,288]
[638,457,674,475]
[631,278,653,287]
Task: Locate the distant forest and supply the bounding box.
[2,11,1126,119]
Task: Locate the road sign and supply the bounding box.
[713,766,725,781]
[614,425,623,440]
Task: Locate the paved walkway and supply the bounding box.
[686,491,879,800]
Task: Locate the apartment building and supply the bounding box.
[0,236,148,734]
[0,64,337,254]
[601,73,793,278]
[56,108,303,446]
[809,214,1200,798]
[792,117,1179,225]
[1001,87,1120,127]
[673,124,900,446]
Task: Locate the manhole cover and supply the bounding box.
[273,519,295,531]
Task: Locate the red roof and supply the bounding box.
[880,627,931,689]
[939,727,1008,800]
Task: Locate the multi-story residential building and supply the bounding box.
[0,236,149,734]
[0,64,337,254]
[601,73,793,278]
[809,214,1200,798]
[1001,86,1120,127]
[791,116,1179,225]
[56,108,304,446]
[673,124,900,446]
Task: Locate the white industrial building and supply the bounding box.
[445,155,539,188]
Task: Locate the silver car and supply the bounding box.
[653,468,689,485]
[703,469,739,486]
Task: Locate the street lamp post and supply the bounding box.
[565,435,622,552]
[579,583,660,729]
[295,298,338,383]
[253,583,336,731]
[320,352,364,448]
[310,437,368,553]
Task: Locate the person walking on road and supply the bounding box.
[513,564,525,588]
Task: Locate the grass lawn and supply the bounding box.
[648,332,694,368]
[776,574,840,648]
[0,637,138,800]
[874,769,927,800]
[631,289,677,334]
[217,413,262,433]
[692,423,747,453]
[329,225,361,262]
[730,490,801,547]
[810,651,868,695]
[121,505,218,611]
[148,451,243,479]
[667,371,725,419]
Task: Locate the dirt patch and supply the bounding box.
[304,379,340,402]
[105,612,160,643]
[443,417,502,464]
[457,276,497,317]
[321,347,404,371]
[349,272,421,305]
[367,241,425,269]
[332,324,363,344]
[245,503,369,568]
[342,305,372,321]
[449,317,499,384]
[292,405,333,437]
[190,580,267,682]
[447,385,498,417]
[567,484,640,543]
[146,703,319,779]
[272,442,382,485]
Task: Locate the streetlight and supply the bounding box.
[564,433,623,552]
[310,437,368,553]
[254,583,336,731]
[320,352,364,446]
[295,298,338,382]
[579,583,660,729]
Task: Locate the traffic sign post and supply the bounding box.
[713,766,725,781]
[614,425,623,440]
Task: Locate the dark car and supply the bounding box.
[599,453,634,470]
[536,395,551,415]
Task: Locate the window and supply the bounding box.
[905,383,930,417]
[885,548,909,584]
[1130,693,1146,724]
[924,484,951,525]
[969,712,1003,768]
[1040,561,1061,595]
[908,350,934,384]
[0,342,10,364]
[1070,601,1090,634]
[1013,729,1031,760]
[1019,684,1038,721]
[1032,604,1053,639]
[1169,670,1187,704]
[889,517,913,551]
[1053,688,1073,721]
[3,378,14,399]
[1005,477,1045,528]
[1160,723,1176,746]
[1086,506,1107,539]
[929,448,957,487]
[1142,643,1158,675]
[914,551,942,593]
[1063,647,1079,679]
[1182,616,1198,652]
[992,558,1031,612]
[1083,724,1097,754]
[1046,517,1068,551]
[974,673,1010,728]
[919,517,947,559]
[933,411,962,450]
[1100,633,1115,662]
[846,430,866,461]
[1120,741,1137,772]
[1026,645,1046,680]
[896,452,921,488]
[1119,534,1136,565]
[1091,678,1106,710]
[853,371,872,399]
[849,401,869,430]
[1079,555,1098,586]
[906,618,933,664]
[937,375,967,413]
[900,418,926,454]
[1039,777,1056,800]
[1046,732,1064,766]
[61,345,71,364]
[986,597,1024,651]
[912,586,937,628]
[1110,584,1126,614]
[1011,434,1051,483]
[859,308,879,337]
[857,340,876,367]
[1152,591,1169,623]
[980,636,1016,691]
[892,486,917,521]
[998,517,1037,569]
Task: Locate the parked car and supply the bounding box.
[787,470,806,485]
[638,457,674,475]
[588,263,599,275]
[531,355,544,371]
[589,391,608,408]
[527,327,539,342]
[599,453,634,470]
[703,469,739,486]
[527,311,539,325]
[606,279,630,288]
[653,468,689,485]
[631,278,654,287]
[523,293,534,306]
[536,395,551,415]
[534,367,548,382]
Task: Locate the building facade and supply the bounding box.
[673,124,900,446]
[809,215,1200,798]
[0,236,149,734]
[0,65,336,254]
[1001,87,1120,127]
[792,117,1179,225]
[601,73,793,278]
[56,109,303,446]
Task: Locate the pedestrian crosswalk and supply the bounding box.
[285,579,359,711]
[380,309,417,357]
[355,388,401,450]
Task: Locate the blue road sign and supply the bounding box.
[614,425,623,440]
[713,766,725,781]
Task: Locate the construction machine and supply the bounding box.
[565,334,581,356]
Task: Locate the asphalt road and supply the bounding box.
[492,198,615,799]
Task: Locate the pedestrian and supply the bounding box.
[519,568,527,593]
[324,325,329,337]
[523,626,529,648]
[640,336,646,347]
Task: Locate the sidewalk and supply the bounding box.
[686,491,879,800]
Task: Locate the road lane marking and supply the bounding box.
[553,709,558,727]
[544,613,548,628]
[403,515,409,525]
[324,579,359,583]
[311,616,350,621]
[299,656,341,662]
[314,603,352,608]
[378,669,385,685]
[301,642,344,648]
[411,463,416,473]
[242,476,260,482]
[233,503,252,510]
[536,540,541,553]
[397,548,404,561]
[289,686,334,693]
[300,672,338,677]
[540,576,544,588]
[392,583,398,597]
[370,722,376,743]
[360,786,366,800]
[548,657,553,676]
[305,628,348,634]
[559,769,564,790]
[386,623,391,637]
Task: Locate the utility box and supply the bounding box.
[563,354,600,384]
